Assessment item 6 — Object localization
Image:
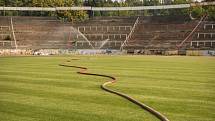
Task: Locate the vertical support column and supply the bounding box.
[197,33,200,39]
[75,41,77,47]
[10,17,17,49]
[191,42,193,47]
[211,41,213,47]
[197,41,199,47]
[212,24,214,29]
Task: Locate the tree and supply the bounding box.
[205,5,215,20]
[173,0,188,4]
[31,0,88,21]
[125,0,143,6]
[190,6,205,18]
[0,0,5,6]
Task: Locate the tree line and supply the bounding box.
[0,0,214,21]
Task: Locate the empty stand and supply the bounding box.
[0,16,214,51]
[191,22,215,49]
[0,16,88,49]
[125,16,198,50]
[0,17,13,49]
[75,17,135,49]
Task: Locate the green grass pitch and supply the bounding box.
[0,55,214,121]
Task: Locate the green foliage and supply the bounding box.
[0,0,88,22]
[191,6,205,18]
[0,0,4,6]
[205,5,215,20]
[0,0,214,21]
[125,0,144,6]
[31,0,80,21]
[189,5,215,20]
[173,0,188,4]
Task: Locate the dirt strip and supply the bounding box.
[59,61,170,121]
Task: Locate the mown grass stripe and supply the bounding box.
[0,56,214,121]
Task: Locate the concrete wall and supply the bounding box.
[186,50,215,56]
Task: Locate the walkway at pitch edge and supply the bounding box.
[59,59,170,121]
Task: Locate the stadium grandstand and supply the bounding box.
[0,0,214,55]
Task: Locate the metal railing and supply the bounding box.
[177,15,207,48]
[120,17,139,50]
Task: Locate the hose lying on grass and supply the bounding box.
[59,60,170,121]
